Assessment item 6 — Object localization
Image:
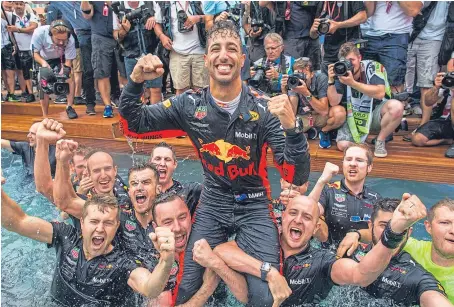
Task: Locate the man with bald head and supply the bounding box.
[213,193,431,306]
[1,122,57,176]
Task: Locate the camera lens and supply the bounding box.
[287,76,301,90]
[442,72,454,90]
[318,20,330,35]
[249,68,266,88]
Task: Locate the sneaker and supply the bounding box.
[25,93,35,103]
[55,95,67,104]
[374,140,388,158]
[86,104,96,115]
[7,93,20,102]
[306,127,319,140]
[74,96,86,105]
[66,106,78,119]
[103,105,113,118]
[319,130,331,149]
[371,134,393,145]
[445,144,454,158]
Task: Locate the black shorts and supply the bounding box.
[1,44,17,70]
[91,34,126,79]
[17,51,33,80]
[415,118,454,140]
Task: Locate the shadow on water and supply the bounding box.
[2,150,453,306]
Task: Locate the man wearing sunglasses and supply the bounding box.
[318,143,382,254]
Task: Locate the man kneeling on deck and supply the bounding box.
[1,183,175,306]
[211,194,451,306]
[327,42,404,158]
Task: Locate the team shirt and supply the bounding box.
[404,237,454,304]
[10,141,56,177]
[47,222,139,306]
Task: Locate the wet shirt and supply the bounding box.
[352,244,447,306]
[166,180,202,216]
[47,222,139,306]
[319,179,381,247]
[282,245,337,306]
[10,141,56,177]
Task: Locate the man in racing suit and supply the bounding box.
[119,21,310,306]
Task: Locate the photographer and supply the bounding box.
[310,1,367,74]
[113,1,162,104]
[30,19,77,119]
[282,58,346,149]
[250,33,294,96]
[411,59,454,159]
[259,1,320,70]
[328,42,404,158]
[153,1,207,95]
[243,1,274,63]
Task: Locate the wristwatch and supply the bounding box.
[284,117,304,135]
[260,262,272,282]
[305,94,313,102]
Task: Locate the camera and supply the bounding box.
[125,7,148,22]
[287,73,307,90]
[333,58,353,77]
[251,18,264,32]
[39,66,70,96]
[317,18,330,35]
[249,64,270,88]
[177,10,193,33]
[441,72,454,90]
[226,3,243,27]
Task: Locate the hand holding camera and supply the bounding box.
[435,72,454,90]
[265,66,279,80]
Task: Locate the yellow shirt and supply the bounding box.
[404,237,454,304]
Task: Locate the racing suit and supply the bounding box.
[119,81,311,306]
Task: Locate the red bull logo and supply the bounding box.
[199,139,250,163]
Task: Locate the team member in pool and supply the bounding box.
[1,122,56,177]
[149,142,202,215]
[318,143,382,252]
[1,186,175,306]
[213,195,450,306]
[119,20,310,306]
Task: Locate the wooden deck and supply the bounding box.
[1,101,453,184]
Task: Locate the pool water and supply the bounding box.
[2,150,453,306]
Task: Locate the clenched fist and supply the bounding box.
[56,139,78,163]
[192,239,219,269]
[389,194,427,234]
[268,94,296,130]
[318,162,339,185]
[37,118,66,144]
[130,54,165,84]
[150,227,175,262]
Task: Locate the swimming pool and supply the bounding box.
[2,149,453,306]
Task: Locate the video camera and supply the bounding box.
[442,72,454,90]
[333,58,353,77]
[287,73,307,90]
[249,63,271,88]
[111,1,149,22]
[39,66,70,96]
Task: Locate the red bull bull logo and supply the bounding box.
[199,139,250,163]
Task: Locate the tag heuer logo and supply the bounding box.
[335,193,346,202]
[71,247,80,259]
[194,106,207,120]
[125,220,137,232]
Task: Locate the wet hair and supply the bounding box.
[128,162,159,183]
[206,20,241,50]
[84,149,115,172]
[293,57,313,73]
[264,33,283,45]
[343,143,374,166]
[428,198,454,222]
[371,198,399,223]
[338,41,361,60]
[82,194,120,220]
[150,142,177,162]
[71,145,90,164]
[151,190,185,222]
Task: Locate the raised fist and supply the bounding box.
[319,162,339,185]
[390,193,427,234]
[55,139,78,163]
[37,118,66,144]
[130,54,165,84]
[268,94,296,130]
[150,227,175,262]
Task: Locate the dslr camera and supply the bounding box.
[111,1,149,23]
[287,73,307,90]
[317,18,330,35]
[39,66,70,96]
[251,18,264,32]
[177,10,193,33]
[249,63,271,88]
[333,58,353,77]
[442,72,454,90]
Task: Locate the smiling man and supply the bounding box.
[119,20,310,306]
[318,143,382,250]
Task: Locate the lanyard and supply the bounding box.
[323,1,341,20]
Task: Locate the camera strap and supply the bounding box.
[323,1,341,20]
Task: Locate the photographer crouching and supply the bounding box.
[282,58,346,149]
[113,1,162,104]
[250,33,294,96]
[31,19,77,119]
[328,42,404,158]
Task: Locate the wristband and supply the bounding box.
[328,81,335,86]
[347,229,361,242]
[81,8,92,14]
[380,221,407,249]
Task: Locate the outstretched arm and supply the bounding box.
[331,194,427,287]
[53,140,85,218]
[1,139,13,152]
[1,188,53,244]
